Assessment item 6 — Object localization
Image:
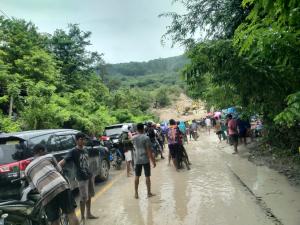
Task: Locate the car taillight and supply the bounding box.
[19,159,32,171]
[100,136,110,141]
[0,162,20,173]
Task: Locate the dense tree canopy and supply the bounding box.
[164,0,300,151]
[0,17,159,134]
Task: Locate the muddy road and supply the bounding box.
[79,132,300,225]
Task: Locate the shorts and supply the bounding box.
[125,151,132,162]
[135,163,151,177]
[44,189,76,222]
[168,144,178,159]
[78,177,95,202]
[229,134,239,144]
[239,130,247,138]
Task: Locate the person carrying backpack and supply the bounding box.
[119,125,134,177]
[167,119,182,170]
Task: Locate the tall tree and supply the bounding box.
[50,24,105,91]
[161,0,249,47]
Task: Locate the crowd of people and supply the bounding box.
[23,114,260,225]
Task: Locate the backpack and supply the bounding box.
[119,132,133,150]
[146,127,156,142]
[167,127,179,145]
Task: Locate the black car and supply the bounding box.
[0,129,110,199]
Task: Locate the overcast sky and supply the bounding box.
[1,0,185,63]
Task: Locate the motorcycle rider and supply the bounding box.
[155,124,165,152]
[146,122,164,159]
[120,125,134,177]
[190,120,199,140]
[25,144,79,225]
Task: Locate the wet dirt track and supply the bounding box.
[84,132,300,225]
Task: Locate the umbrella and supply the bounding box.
[214,112,222,117]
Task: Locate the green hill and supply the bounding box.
[105,55,189,90]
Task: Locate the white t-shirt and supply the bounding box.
[205,118,211,127]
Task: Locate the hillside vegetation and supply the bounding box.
[104,56,189,109]
[105,55,188,91]
[163,0,300,154]
[0,16,188,135]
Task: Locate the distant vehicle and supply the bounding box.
[103,123,133,146]
[0,129,110,199]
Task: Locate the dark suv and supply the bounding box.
[0,129,110,199]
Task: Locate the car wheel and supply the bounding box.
[96,159,109,182]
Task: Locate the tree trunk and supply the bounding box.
[8,95,13,117]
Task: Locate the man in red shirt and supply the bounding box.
[227,114,238,154]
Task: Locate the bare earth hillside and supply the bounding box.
[152,93,207,121]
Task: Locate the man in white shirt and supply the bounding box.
[205,117,212,135]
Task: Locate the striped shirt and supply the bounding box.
[25,154,69,206]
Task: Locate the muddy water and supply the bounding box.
[87,133,300,225]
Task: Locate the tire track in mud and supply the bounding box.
[226,164,284,225]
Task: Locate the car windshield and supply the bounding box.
[0,139,21,165]
[105,126,123,136]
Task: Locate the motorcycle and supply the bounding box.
[151,140,162,158]
[101,136,123,170]
[0,178,69,225]
[109,148,123,170]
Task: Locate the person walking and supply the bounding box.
[167,119,182,170]
[25,144,79,225]
[214,117,222,143]
[237,118,251,145]
[120,125,134,177]
[205,117,212,135]
[59,133,98,224]
[131,123,156,199]
[227,114,239,154]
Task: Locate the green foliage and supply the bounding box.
[160,0,249,46]
[154,87,171,107]
[0,17,156,134]
[0,112,21,132]
[107,55,189,77]
[21,81,68,129]
[50,24,105,91]
[275,92,300,127]
[163,0,300,152]
[112,109,133,123]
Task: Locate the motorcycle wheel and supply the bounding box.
[115,157,122,170]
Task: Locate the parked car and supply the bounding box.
[0,129,110,199]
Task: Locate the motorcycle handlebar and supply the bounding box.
[11,176,26,183]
